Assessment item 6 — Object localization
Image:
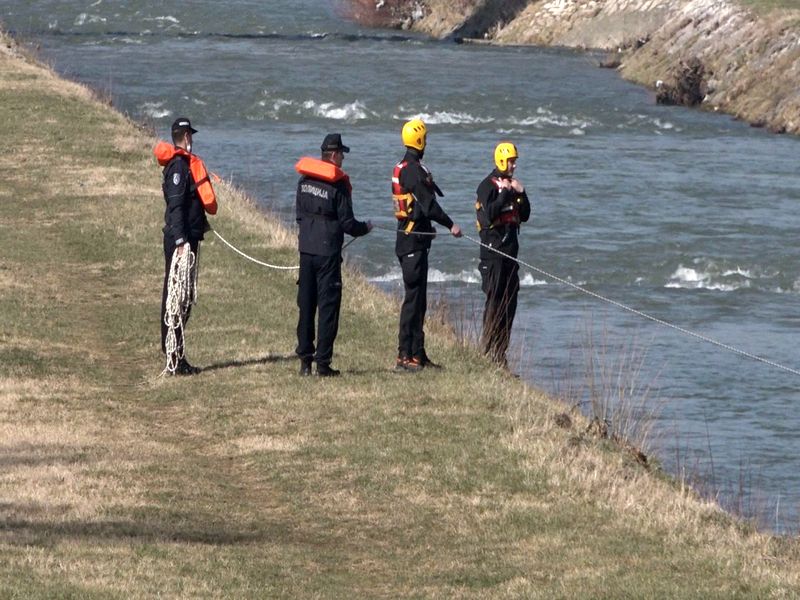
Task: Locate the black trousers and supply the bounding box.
[161,236,200,356]
[296,252,342,366]
[397,249,429,359]
[479,257,519,365]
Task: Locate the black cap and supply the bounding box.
[321,133,350,153]
[171,117,198,135]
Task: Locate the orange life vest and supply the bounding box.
[295,156,352,194]
[391,160,416,233]
[154,141,218,215]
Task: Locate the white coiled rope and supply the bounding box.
[163,244,197,375]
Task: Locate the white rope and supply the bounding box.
[211,229,300,270]
[162,244,197,375]
[459,233,800,378]
[374,223,438,236]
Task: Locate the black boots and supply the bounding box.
[299,359,339,377]
[174,357,200,376]
[316,364,340,377]
[299,359,312,376]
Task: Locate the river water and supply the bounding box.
[5,0,800,533]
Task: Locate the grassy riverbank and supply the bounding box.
[2,32,800,598]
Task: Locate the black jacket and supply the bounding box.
[162,155,208,245]
[296,172,369,256]
[475,168,531,260]
[394,148,454,257]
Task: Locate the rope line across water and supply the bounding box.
[458,233,800,378]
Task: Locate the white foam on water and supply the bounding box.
[370,269,545,287]
[665,264,751,292]
[510,107,594,130]
[397,111,494,125]
[721,267,753,278]
[495,128,527,135]
[369,268,481,285]
[520,273,547,287]
[302,99,373,121]
[143,15,180,24]
[427,268,481,284]
[74,13,107,25]
[625,114,682,133]
[141,101,171,119]
[369,269,402,283]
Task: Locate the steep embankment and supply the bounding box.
[3,28,800,598]
[349,0,800,134]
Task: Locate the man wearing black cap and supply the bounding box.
[160,117,207,375]
[295,133,373,376]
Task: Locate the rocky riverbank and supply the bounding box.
[343,0,800,134]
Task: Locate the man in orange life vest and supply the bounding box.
[295,133,373,377]
[393,119,462,372]
[475,142,531,368]
[160,117,209,375]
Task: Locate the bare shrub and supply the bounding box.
[558,317,664,464]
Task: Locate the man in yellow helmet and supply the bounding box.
[474,141,531,368]
[392,119,462,372]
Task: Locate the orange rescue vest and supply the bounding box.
[295,156,352,194]
[392,160,416,233]
[154,141,218,215]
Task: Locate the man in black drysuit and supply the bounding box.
[393,119,462,372]
[475,142,531,369]
[295,133,372,377]
[160,117,207,375]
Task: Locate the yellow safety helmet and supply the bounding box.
[494,142,518,173]
[402,119,427,151]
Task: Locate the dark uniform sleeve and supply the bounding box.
[336,186,369,238]
[295,180,303,225]
[402,164,454,230]
[163,158,190,245]
[517,189,531,223]
[478,178,502,224]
